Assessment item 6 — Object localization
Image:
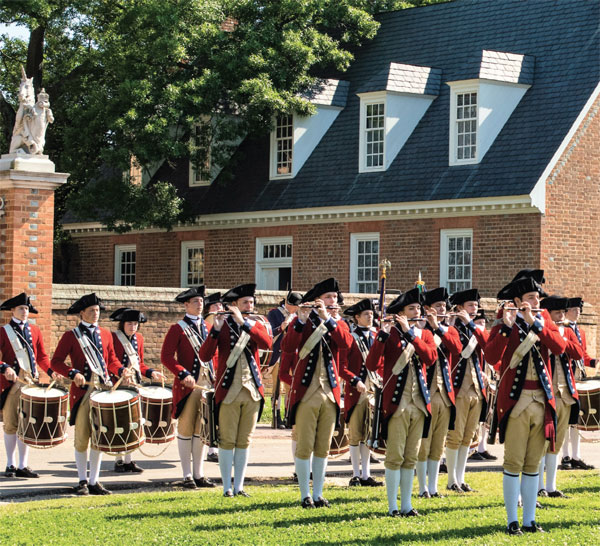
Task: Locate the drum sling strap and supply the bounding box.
[352,331,381,388]
[115,330,141,376]
[226,325,252,369]
[3,324,36,378]
[298,321,328,361]
[72,327,108,384]
[392,341,415,375]
[177,320,214,380]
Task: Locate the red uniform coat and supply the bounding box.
[111,331,154,383]
[426,324,462,405]
[570,324,596,369]
[161,317,213,418]
[279,314,353,427]
[551,325,584,424]
[365,325,437,436]
[198,317,271,408]
[51,325,124,424]
[485,310,566,447]
[0,320,52,409]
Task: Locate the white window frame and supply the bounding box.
[114,244,136,286]
[269,114,294,180]
[358,92,386,173]
[255,236,293,289]
[349,232,380,294]
[180,241,205,287]
[440,229,473,293]
[449,83,479,166]
[189,123,211,187]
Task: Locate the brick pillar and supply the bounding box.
[0,165,68,337]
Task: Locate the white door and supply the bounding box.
[260,268,280,290]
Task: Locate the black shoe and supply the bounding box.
[88,482,112,495]
[538,488,548,497]
[430,492,445,498]
[558,456,572,470]
[439,463,447,473]
[522,521,545,533]
[480,450,498,460]
[235,490,251,497]
[506,521,523,536]
[182,477,197,489]
[293,472,298,483]
[468,452,485,461]
[194,477,216,488]
[536,500,544,509]
[349,476,361,486]
[314,496,330,508]
[123,462,144,473]
[301,496,315,508]
[389,510,401,517]
[570,458,595,470]
[75,480,89,495]
[401,508,420,517]
[223,490,234,498]
[370,453,380,464]
[419,491,431,498]
[114,461,127,473]
[548,490,569,498]
[460,483,475,492]
[360,476,383,487]
[15,467,39,478]
[207,452,219,463]
[447,483,464,493]
[4,465,17,478]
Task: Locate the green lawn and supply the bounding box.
[1,472,598,544]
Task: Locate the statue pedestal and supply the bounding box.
[0,164,69,336]
[0,153,56,173]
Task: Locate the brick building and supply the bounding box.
[59,1,599,343]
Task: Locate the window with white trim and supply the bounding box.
[189,123,211,187]
[270,115,294,179]
[359,96,386,172]
[350,233,379,293]
[180,241,205,287]
[450,87,478,165]
[440,229,473,293]
[255,237,292,290]
[114,245,136,286]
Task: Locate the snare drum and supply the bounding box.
[138,385,175,444]
[18,385,69,448]
[329,400,349,457]
[90,388,145,453]
[198,389,218,448]
[576,379,600,431]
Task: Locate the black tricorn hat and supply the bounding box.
[67,293,105,314]
[473,308,486,322]
[387,288,422,314]
[497,277,547,301]
[512,269,546,284]
[109,307,147,323]
[343,298,378,318]
[449,288,480,307]
[566,297,584,310]
[540,295,568,312]
[203,292,222,307]
[175,286,206,303]
[301,278,340,303]
[286,291,303,306]
[423,287,449,307]
[0,292,38,314]
[222,283,256,303]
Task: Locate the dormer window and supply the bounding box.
[270,114,294,178]
[365,101,385,169]
[454,90,478,163]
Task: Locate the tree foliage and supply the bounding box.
[0,0,446,233]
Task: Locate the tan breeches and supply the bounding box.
[385,403,425,471]
[177,388,205,438]
[348,398,369,446]
[446,392,481,449]
[295,389,337,459]
[218,388,260,450]
[2,382,22,435]
[418,392,451,462]
[548,397,573,455]
[503,400,547,474]
[74,396,93,452]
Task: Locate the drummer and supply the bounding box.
[109,307,166,474]
[161,286,217,489]
[1,292,56,478]
[51,293,133,495]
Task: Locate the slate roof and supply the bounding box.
[357,62,442,96]
[301,79,350,108]
[79,0,600,222]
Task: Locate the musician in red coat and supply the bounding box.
[485,276,566,535]
[279,277,352,508]
[365,288,437,517]
[416,287,461,498]
[160,286,216,489]
[343,298,383,488]
[536,296,584,497]
[198,283,272,498]
[561,297,596,470]
[0,293,54,478]
[445,288,489,494]
[51,293,131,496]
[110,307,165,474]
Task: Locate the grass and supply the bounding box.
[1,471,598,544]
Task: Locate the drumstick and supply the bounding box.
[161,364,165,389]
[111,375,125,392]
[46,380,56,392]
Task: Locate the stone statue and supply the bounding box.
[9,67,54,155]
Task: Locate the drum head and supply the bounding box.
[91,390,136,403]
[21,385,67,398]
[576,380,600,392]
[139,385,172,399]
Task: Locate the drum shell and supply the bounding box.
[139,386,175,444]
[329,400,349,456]
[198,390,218,448]
[90,388,145,454]
[18,385,69,448]
[576,379,600,431]
[367,399,387,455]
